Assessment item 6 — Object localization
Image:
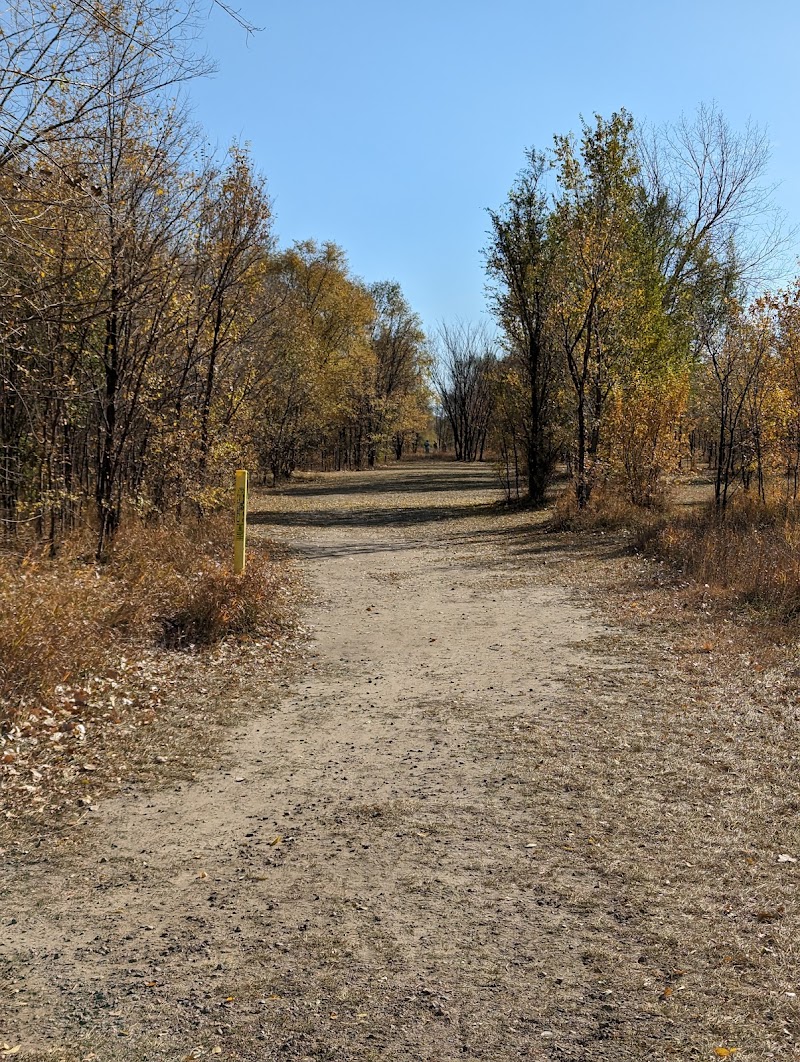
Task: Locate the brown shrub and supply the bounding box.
[0,560,118,708]
[159,558,286,648]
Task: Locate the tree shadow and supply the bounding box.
[291,539,421,561]
[251,462,504,531]
[444,518,635,566]
[249,500,499,530]
[271,464,500,499]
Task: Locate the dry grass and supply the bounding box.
[0,516,304,844]
[0,515,289,716]
[547,482,667,533]
[545,480,800,627]
[640,494,800,621]
[160,561,288,647]
[0,545,120,710]
[105,515,293,648]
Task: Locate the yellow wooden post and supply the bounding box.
[234,469,248,574]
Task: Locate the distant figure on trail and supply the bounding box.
[424,440,430,454]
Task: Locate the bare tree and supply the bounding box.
[0,1,212,174]
[696,298,771,509]
[639,102,789,307]
[433,322,496,462]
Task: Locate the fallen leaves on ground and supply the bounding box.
[1,626,308,849]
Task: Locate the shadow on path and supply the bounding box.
[272,470,499,498]
[250,500,498,530]
[251,461,504,532]
[292,539,420,560]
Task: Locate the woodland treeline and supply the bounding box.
[5,0,800,568]
[445,106,800,513]
[0,0,430,556]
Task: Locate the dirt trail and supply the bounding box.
[2,462,798,1061]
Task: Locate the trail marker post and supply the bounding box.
[234,469,248,574]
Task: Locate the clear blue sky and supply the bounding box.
[189,0,800,336]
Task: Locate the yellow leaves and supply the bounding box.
[712,1049,738,1059]
[602,364,691,506]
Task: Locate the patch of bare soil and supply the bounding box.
[2,460,798,1061]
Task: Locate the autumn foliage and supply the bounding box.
[485,107,798,520]
[0,2,431,563]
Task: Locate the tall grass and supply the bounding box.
[548,481,800,622]
[641,495,800,619]
[548,484,666,533]
[0,557,117,707]
[0,516,291,720]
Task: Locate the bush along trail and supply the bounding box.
[2,461,799,1061]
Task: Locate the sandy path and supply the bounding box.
[2,462,797,1060]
